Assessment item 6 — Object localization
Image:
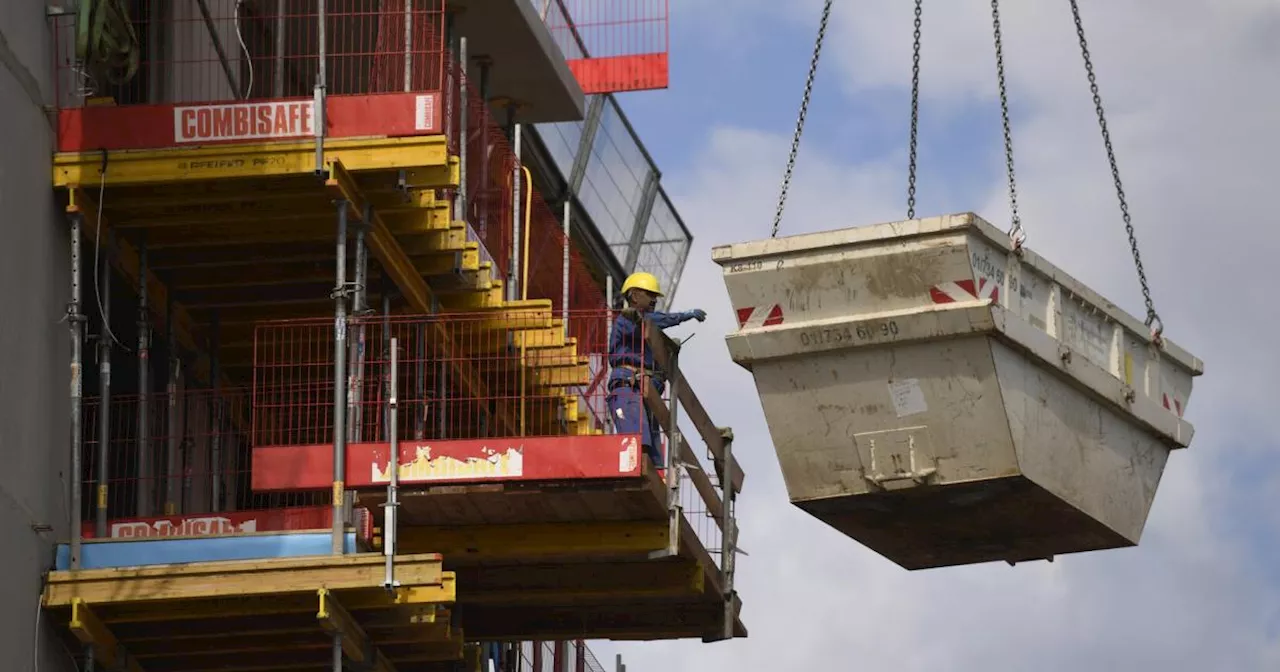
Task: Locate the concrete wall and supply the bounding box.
[0,3,77,671]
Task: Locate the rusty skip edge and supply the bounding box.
[711,212,1203,377]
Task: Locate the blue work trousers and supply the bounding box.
[607,379,665,468]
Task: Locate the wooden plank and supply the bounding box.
[44,553,445,607]
[452,560,705,606]
[68,600,145,672]
[99,587,451,625]
[394,520,669,562]
[317,589,397,672]
[53,135,452,187]
[376,474,668,528]
[454,599,740,642]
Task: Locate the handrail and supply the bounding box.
[640,316,742,640]
[639,319,742,526]
[643,325,744,493]
[644,381,724,524]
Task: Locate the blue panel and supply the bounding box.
[54,532,360,571]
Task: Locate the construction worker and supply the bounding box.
[607,272,706,468]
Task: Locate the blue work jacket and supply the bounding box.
[607,310,696,387]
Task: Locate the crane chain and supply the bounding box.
[906,0,923,220]
[770,0,832,239]
[1069,0,1163,340]
[990,0,1023,250]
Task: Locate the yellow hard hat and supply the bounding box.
[621,271,663,296]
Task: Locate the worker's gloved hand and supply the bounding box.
[684,309,707,323]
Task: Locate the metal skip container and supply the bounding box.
[712,213,1204,570]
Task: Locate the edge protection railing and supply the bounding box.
[642,320,742,641]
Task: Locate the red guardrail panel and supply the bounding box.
[542,0,670,94]
[52,0,447,152]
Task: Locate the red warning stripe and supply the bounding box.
[929,278,1000,304]
[1162,393,1184,417]
[736,304,785,329]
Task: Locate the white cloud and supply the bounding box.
[594,0,1280,669]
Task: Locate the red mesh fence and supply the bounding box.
[443,54,517,282]
[441,48,606,316]
[78,388,362,538]
[52,0,447,110]
[252,309,619,447]
[541,0,670,94]
[522,181,609,317]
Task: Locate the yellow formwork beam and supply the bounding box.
[133,219,461,256]
[438,283,507,311]
[43,553,446,607]
[463,301,556,330]
[96,181,437,214]
[533,364,592,388]
[464,325,566,354]
[104,203,446,234]
[454,560,706,606]
[141,224,337,250]
[394,521,669,561]
[525,344,584,368]
[69,599,144,672]
[97,579,455,625]
[324,160,518,436]
[516,325,570,348]
[53,136,456,188]
[385,206,454,235]
[107,200,447,231]
[318,588,397,672]
[399,223,469,255]
[326,161,426,313]
[570,421,605,437]
[417,246,480,276]
[164,253,472,292]
[162,265,341,291]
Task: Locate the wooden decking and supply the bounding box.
[359,461,744,642]
[42,553,458,672]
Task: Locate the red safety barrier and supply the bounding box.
[51,0,448,152]
[441,54,607,316]
[541,0,670,94]
[79,388,373,541]
[248,309,646,492]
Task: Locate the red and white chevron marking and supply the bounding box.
[1162,393,1184,417]
[929,278,1000,304]
[736,304,785,329]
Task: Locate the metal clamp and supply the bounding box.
[65,303,86,324]
[330,281,361,300]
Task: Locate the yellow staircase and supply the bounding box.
[54,135,599,438]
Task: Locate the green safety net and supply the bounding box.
[76,0,140,85]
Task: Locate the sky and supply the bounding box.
[587,0,1280,670]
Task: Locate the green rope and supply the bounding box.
[76,0,140,86]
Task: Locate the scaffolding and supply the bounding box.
[45,1,742,669]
